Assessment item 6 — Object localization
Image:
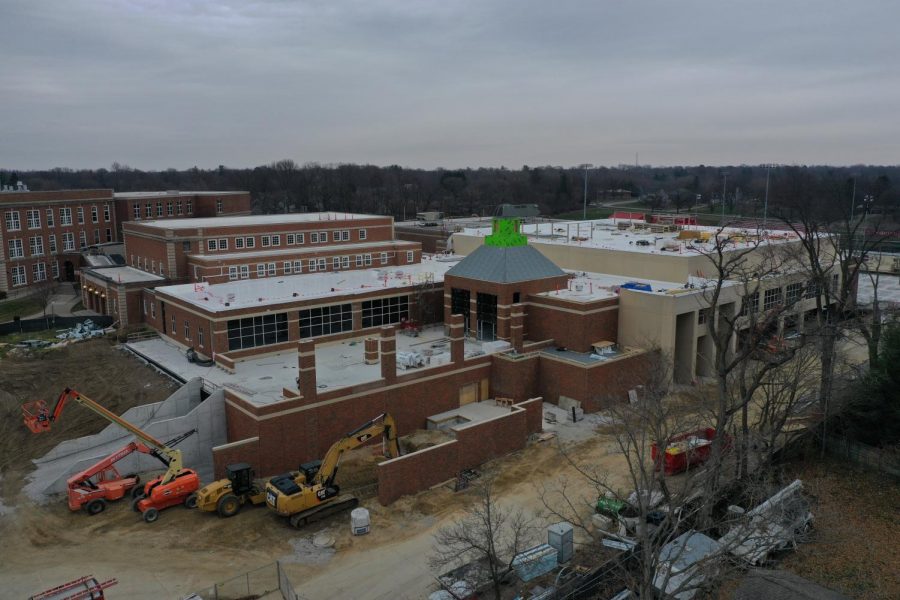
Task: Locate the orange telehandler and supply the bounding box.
[23,388,201,523]
[65,429,196,515]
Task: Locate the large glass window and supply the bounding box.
[60,208,72,226]
[300,304,353,338]
[227,313,289,350]
[763,287,783,311]
[740,291,759,316]
[362,295,409,328]
[786,282,803,305]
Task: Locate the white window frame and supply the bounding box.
[91,206,99,223]
[296,233,305,244]
[284,261,292,274]
[310,232,319,243]
[207,239,217,251]
[245,237,255,248]
[341,256,350,269]
[30,236,44,256]
[406,251,414,263]
[319,232,328,243]
[358,228,367,240]
[176,200,183,215]
[79,231,87,249]
[293,260,302,273]
[103,204,110,222]
[308,259,317,272]
[261,235,271,248]
[144,204,152,219]
[286,233,295,245]
[235,237,244,249]
[63,232,75,251]
[27,209,40,229]
[240,265,250,279]
[11,265,26,286]
[333,256,341,270]
[151,302,156,318]
[5,210,21,231]
[228,266,238,281]
[51,261,59,279]
[167,202,174,216]
[48,234,57,254]
[8,239,24,258]
[217,238,228,250]
[267,262,276,276]
[272,234,281,246]
[77,207,85,224]
[257,264,266,277]
[30,263,45,283]
[156,202,163,217]
[380,252,388,265]
[355,254,363,267]
[184,320,191,339]
[364,253,372,266]
[317,258,326,271]
[60,208,72,226]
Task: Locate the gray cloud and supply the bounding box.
[2,0,898,169]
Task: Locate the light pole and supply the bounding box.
[579,163,593,220]
[763,164,771,230]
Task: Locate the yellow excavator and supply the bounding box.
[265,413,401,528]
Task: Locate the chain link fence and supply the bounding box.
[188,561,305,600]
[825,435,900,478]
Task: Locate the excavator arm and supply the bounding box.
[23,388,187,485]
[316,413,402,488]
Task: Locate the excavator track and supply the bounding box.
[289,495,359,529]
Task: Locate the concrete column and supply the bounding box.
[365,337,379,364]
[497,304,511,341]
[379,327,396,382]
[449,313,465,364]
[297,339,318,402]
[510,305,525,353]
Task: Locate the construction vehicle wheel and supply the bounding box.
[131,485,145,499]
[85,499,107,515]
[217,494,241,518]
[184,493,198,509]
[142,507,159,523]
[131,496,145,512]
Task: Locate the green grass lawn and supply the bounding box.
[0,296,45,324]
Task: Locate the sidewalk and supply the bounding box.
[22,288,99,320]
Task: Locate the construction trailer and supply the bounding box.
[29,575,117,600]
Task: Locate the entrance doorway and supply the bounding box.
[64,261,75,281]
[476,292,497,341]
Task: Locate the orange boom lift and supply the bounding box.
[23,388,201,523]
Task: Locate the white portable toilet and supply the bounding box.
[548,522,574,564]
[350,507,371,535]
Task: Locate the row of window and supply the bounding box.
[738,277,838,317]
[224,251,414,281]
[132,200,192,220]
[131,255,166,277]
[4,206,112,232]
[10,262,59,287]
[205,229,368,252]
[7,229,113,259]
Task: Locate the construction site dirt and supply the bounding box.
[2,338,896,600]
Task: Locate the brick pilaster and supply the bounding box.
[511,304,525,353]
[297,339,317,402]
[449,313,465,364]
[380,326,396,382]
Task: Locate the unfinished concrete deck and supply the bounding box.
[126,325,497,406]
[427,399,514,430]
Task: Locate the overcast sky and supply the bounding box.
[3,0,899,170]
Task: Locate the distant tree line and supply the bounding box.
[2,162,899,221]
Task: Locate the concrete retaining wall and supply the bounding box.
[25,378,226,502]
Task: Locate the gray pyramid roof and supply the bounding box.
[446,245,565,283]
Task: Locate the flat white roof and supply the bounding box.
[129,212,385,230]
[189,240,417,262]
[114,190,247,198]
[458,219,800,257]
[156,255,460,312]
[84,266,165,284]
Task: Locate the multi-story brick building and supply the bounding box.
[0,189,118,295]
[0,187,252,297]
[113,190,251,235]
[122,213,419,284]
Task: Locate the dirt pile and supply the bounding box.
[401,428,454,452]
[0,340,178,479]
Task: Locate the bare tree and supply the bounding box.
[430,479,538,600]
[32,279,59,321]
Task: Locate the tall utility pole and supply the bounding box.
[763,164,771,230]
[579,163,593,220]
[849,177,858,222]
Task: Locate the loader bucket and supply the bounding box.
[22,400,52,433]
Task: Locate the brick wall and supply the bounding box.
[490,353,540,401]
[455,408,528,470]
[376,440,458,505]
[526,297,619,352]
[538,350,651,412]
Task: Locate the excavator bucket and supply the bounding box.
[22,400,52,433]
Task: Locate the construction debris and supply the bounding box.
[55,319,109,341]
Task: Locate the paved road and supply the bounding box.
[22,287,98,319]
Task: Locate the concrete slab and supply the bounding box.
[126,325,496,405]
